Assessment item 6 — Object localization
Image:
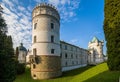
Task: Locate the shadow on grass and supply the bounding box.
[61,65,95,77]
[83,70,120,82]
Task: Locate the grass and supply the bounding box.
[14,63,120,82]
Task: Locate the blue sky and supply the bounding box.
[1,0,106,54]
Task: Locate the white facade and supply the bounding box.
[60,41,88,71]
[18,43,27,63]
[88,37,104,64]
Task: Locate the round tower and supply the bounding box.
[31,3,61,79]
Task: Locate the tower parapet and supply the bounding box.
[32,3,60,23]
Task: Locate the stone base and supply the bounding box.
[30,55,62,80]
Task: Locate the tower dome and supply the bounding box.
[18,43,27,51]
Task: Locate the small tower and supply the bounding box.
[88,37,104,64]
[31,3,61,79]
[18,43,27,63]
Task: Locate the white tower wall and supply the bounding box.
[31,3,62,80]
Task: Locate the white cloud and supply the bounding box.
[49,0,60,6]
[1,1,32,49]
[1,0,80,50]
[70,39,79,43]
[18,6,25,11]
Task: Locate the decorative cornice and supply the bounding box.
[32,41,60,45]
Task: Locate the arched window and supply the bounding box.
[34,23,37,29]
[51,35,54,42]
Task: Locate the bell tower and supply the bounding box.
[31,3,61,79]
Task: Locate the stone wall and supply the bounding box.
[31,55,62,79]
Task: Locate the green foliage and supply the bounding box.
[104,0,120,70]
[0,5,16,82]
[15,63,120,82]
[15,47,19,60]
[16,62,25,75]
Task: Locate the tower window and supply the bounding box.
[33,64,36,69]
[33,74,36,77]
[33,48,37,55]
[65,53,67,58]
[51,49,55,54]
[51,35,54,42]
[51,23,54,29]
[71,54,73,58]
[34,36,36,43]
[34,23,37,29]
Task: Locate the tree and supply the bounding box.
[104,0,120,70]
[15,47,19,60]
[0,4,16,82]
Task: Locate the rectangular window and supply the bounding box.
[65,45,67,50]
[66,62,67,66]
[33,64,36,69]
[65,53,67,58]
[34,23,37,29]
[51,23,54,29]
[71,54,73,58]
[34,36,36,43]
[51,35,54,42]
[51,49,55,54]
[33,48,36,55]
[71,47,73,51]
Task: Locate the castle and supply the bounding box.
[17,3,105,80]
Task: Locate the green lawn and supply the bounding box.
[14,63,120,82]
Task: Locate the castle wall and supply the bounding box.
[60,41,88,71]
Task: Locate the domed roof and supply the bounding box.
[18,43,27,51]
[91,37,99,43]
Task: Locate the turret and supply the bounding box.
[88,37,104,64]
[31,3,61,79]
